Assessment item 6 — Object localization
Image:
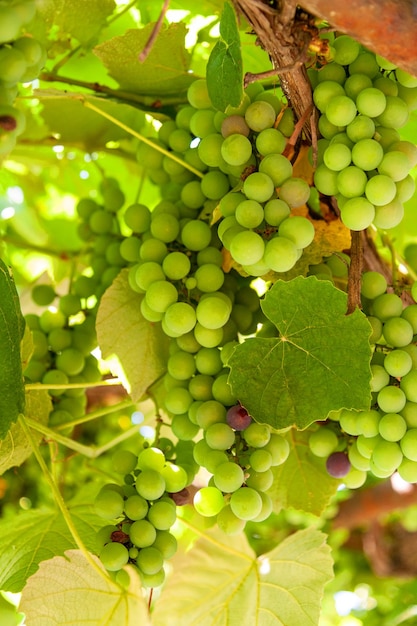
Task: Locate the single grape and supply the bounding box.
[99,542,129,572]
[205,422,235,451]
[230,487,263,520]
[326,452,351,478]
[244,100,276,131]
[152,530,178,559]
[226,404,252,430]
[308,427,339,457]
[135,469,166,501]
[378,412,407,442]
[213,462,245,492]
[147,500,177,530]
[193,486,225,516]
[372,439,403,472]
[95,488,124,520]
[112,449,137,475]
[136,546,164,576]
[229,230,265,266]
[243,172,275,203]
[217,505,246,535]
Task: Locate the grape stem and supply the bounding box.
[139,0,171,62]
[55,398,135,431]
[18,414,111,583]
[347,229,363,314]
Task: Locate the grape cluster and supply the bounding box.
[311,35,417,231]
[95,446,191,587]
[0,0,46,157]
[308,271,417,487]
[193,404,290,533]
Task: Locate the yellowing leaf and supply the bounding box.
[96,269,170,401]
[153,526,333,626]
[19,550,150,626]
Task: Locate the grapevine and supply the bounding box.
[0,1,417,624]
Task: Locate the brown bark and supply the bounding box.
[299,0,417,76]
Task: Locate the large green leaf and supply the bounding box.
[0,259,25,439]
[153,526,333,626]
[0,389,52,476]
[94,23,195,96]
[207,1,243,111]
[0,501,104,593]
[228,276,372,430]
[268,429,340,515]
[96,269,170,402]
[19,550,149,626]
[37,0,116,47]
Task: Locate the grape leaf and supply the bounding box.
[268,429,341,515]
[206,1,243,111]
[19,550,149,626]
[37,0,115,47]
[0,390,52,476]
[228,276,372,430]
[36,91,146,153]
[0,259,25,440]
[94,23,194,96]
[0,501,104,593]
[153,526,333,626]
[96,269,170,401]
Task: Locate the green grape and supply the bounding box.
[325,95,357,126]
[124,494,148,521]
[356,87,387,117]
[346,115,375,142]
[217,505,246,535]
[137,546,165,576]
[235,200,264,229]
[356,409,380,437]
[365,174,396,206]
[181,219,212,251]
[278,177,310,208]
[356,433,383,458]
[171,413,200,440]
[55,348,85,377]
[167,351,196,381]
[278,216,315,249]
[150,213,180,243]
[313,164,339,196]
[201,170,230,200]
[141,298,163,322]
[308,427,339,457]
[95,488,124,520]
[318,114,344,139]
[135,470,166,501]
[193,486,225,516]
[377,385,407,413]
[371,439,403,472]
[329,132,353,148]
[401,401,417,428]
[101,185,125,213]
[220,133,252,167]
[258,153,293,186]
[31,284,55,306]
[263,198,290,226]
[181,180,205,209]
[112,449,137,475]
[197,247,223,267]
[195,347,222,375]
[194,323,223,348]
[243,422,270,448]
[349,52,380,78]
[161,463,188,492]
[124,203,151,233]
[164,387,193,414]
[99,542,129,572]
[244,100,276,131]
[160,252,190,281]
[370,364,390,392]
[39,309,66,333]
[323,143,352,171]
[402,304,417,333]
[336,166,367,197]
[195,400,226,429]
[147,500,176,530]
[0,46,27,84]
[89,209,114,235]
[198,132,224,167]
[230,487,263,520]
[213,461,245,492]
[252,491,273,522]
[360,271,387,300]
[400,428,417,461]
[316,62,345,84]
[211,373,237,405]
[340,197,375,230]
[264,434,290,465]
[263,236,299,272]
[196,295,231,330]
[256,127,286,155]
[348,441,371,471]
[249,449,273,472]
[378,150,411,181]
[153,530,177,559]
[219,191,245,217]
[313,81,345,113]
[243,172,275,203]
[204,450,229,473]
[187,79,211,109]
[194,263,224,292]
[400,370,417,402]
[255,90,283,113]
[351,138,384,170]
[145,280,177,313]
[137,447,165,472]
[398,457,417,483]
[245,468,274,491]
[383,317,414,347]
[373,200,404,230]
[391,140,417,167]
[164,302,197,336]
[41,369,69,397]
[229,230,265,266]
[342,467,367,489]
[205,423,235,450]
[376,95,409,128]
[333,35,361,65]
[378,412,407,442]
[188,373,213,401]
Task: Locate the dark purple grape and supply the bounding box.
[169,488,191,506]
[226,405,252,431]
[326,451,351,478]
